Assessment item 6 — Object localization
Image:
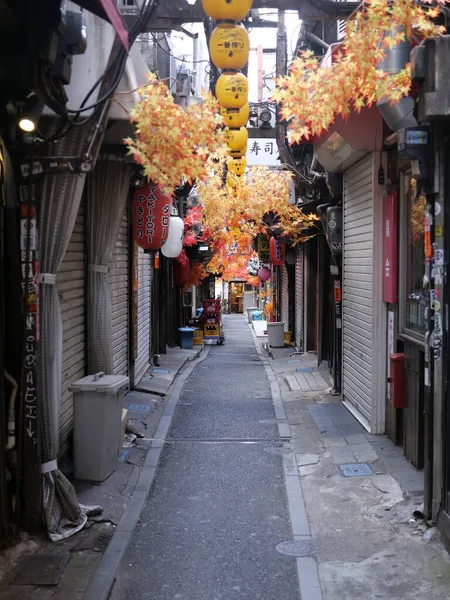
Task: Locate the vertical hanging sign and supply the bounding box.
[19,181,41,528]
[382,191,399,304]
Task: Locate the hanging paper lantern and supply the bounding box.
[210,25,250,70]
[216,72,248,109]
[258,266,271,282]
[227,156,247,176]
[133,182,171,250]
[226,172,242,189]
[202,0,253,25]
[229,144,247,159]
[224,127,248,152]
[161,216,184,258]
[270,237,286,266]
[173,259,190,286]
[220,104,250,128]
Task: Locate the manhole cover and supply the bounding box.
[13,554,70,585]
[127,403,151,413]
[276,540,317,557]
[340,463,373,477]
[264,447,293,455]
[259,419,288,425]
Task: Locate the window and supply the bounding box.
[403,173,427,336]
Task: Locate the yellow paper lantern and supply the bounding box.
[216,72,248,109]
[224,127,249,152]
[226,172,243,188]
[220,104,250,128]
[210,25,249,70]
[229,144,247,159]
[202,0,253,25]
[228,157,247,176]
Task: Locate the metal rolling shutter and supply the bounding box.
[58,200,85,456]
[135,247,151,384]
[342,153,373,424]
[295,246,303,350]
[280,265,289,332]
[111,205,129,375]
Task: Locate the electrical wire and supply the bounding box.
[37,0,160,125]
[150,33,211,65]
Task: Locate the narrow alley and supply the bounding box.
[110,316,301,600]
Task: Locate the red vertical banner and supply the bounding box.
[383,191,399,304]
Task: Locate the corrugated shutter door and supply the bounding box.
[342,153,373,423]
[295,246,303,350]
[111,204,129,375]
[58,200,85,456]
[135,247,151,384]
[280,265,289,332]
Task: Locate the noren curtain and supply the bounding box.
[86,158,131,374]
[38,125,90,541]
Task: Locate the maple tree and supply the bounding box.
[124,74,226,193]
[272,0,445,142]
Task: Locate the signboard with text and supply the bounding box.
[383,191,399,304]
[246,138,281,166]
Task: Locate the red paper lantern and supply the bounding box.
[173,259,190,286]
[270,237,286,266]
[133,182,172,250]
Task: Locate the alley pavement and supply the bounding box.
[111,316,300,600]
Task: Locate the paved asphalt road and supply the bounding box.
[111,315,300,600]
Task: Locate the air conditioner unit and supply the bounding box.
[411,35,450,121]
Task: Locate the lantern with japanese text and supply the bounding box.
[258,266,271,282]
[173,259,190,286]
[229,145,247,159]
[220,104,250,128]
[269,237,286,266]
[202,0,253,25]
[161,216,184,258]
[224,126,248,152]
[210,25,250,71]
[227,156,247,176]
[216,72,248,109]
[133,182,171,250]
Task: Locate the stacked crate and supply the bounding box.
[203,299,221,338]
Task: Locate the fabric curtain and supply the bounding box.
[38,124,91,542]
[86,158,131,374]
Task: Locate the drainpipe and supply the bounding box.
[4,371,17,450]
[377,32,417,131]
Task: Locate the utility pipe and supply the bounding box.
[4,371,17,450]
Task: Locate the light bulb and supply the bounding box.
[19,118,36,133]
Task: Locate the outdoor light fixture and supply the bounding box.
[199,245,209,252]
[18,94,44,134]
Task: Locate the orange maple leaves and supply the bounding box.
[125,74,226,193]
[272,0,445,142]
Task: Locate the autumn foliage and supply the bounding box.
[125,74,225,193]
[272,0,445,142]
[195,161,319,281]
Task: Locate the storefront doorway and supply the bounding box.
[228,282,244,313]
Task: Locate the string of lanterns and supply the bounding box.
[202,0,252,191]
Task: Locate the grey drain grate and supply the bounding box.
[12,554,70,586]
[276,540,317,557]
[340,463,373,477]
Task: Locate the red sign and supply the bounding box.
[269,237,286,266]
[383,191,399,304]
[133,183,171,250]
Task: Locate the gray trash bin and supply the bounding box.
[70,372,129,482]
[267,322,285,348]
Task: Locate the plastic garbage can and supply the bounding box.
[252,310,263,321]
[267,322,285,348]
[179,327,195,349]
[246,306,258,324]
[70,372,129,482]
